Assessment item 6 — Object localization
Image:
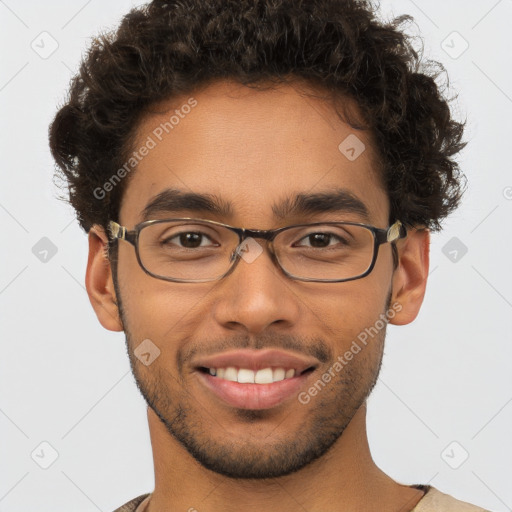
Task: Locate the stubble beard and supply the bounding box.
[114,279,388,479]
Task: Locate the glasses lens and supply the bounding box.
[275,223,375,281]
[136,221,376,282]
[138,221,239,281]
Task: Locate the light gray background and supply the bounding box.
[1,1,511,511]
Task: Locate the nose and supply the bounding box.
[211,237,302,335]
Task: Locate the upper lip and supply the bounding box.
[194,349,319,374]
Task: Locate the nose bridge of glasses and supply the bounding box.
[229,228,277,264]
[242,228,277,242]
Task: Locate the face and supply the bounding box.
[101,80,407,478]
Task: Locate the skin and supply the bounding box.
[86,80,430,512]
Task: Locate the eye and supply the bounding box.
[294,232,348,248]
[162,231,217,249]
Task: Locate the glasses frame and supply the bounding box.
[108,218,407,283]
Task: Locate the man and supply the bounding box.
[49,1,490,511]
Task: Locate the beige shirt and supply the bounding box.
[410,487,491,511]
[113,485,493,511]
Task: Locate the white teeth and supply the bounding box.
[285,369,295,379]
[237,368,255,383]
[254,367,273,384]
[224,367,238,382]
[206,366,297,383]
[272,368,286,382]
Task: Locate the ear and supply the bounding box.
[389,228,430,325]
[85,225,124,332]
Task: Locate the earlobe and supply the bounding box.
[85,225,124,332]
[389,228,430,326]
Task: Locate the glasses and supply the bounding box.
[108,218,406,283]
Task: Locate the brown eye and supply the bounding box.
[161,231,215,249]
[295,232,348,248]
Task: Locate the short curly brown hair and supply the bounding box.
[49,0,466,234]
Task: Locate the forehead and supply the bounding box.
[119,80,389,227]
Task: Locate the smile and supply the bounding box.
[199,366,312,383]
[193,349,319,410]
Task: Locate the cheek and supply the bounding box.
[301,267,391,335]
[117,260,218,344]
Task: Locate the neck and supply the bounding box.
[145,403,425,512]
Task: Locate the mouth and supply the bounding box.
[193,349,318,410]
[197,365,315,383]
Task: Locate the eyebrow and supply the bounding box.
[140,187,370,223]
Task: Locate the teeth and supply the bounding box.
[207,366,297,383]
[237,368,255,383]
[224,367,238,382]
[255,368,273,384]
[272,368,285,382]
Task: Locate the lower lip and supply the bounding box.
[196,370,312,410]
